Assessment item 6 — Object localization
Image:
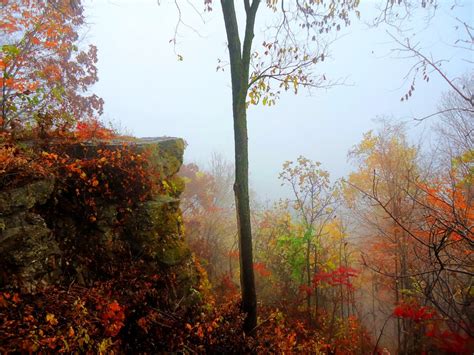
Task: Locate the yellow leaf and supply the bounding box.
[46,313,58,325]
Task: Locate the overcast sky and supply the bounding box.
[83,0,473,201]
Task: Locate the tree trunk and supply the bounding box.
[234,105,257,333]
[306,238,312,325]
[221,0,260,333]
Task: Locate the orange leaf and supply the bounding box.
[44,41,58,48]
[108,300,122,312]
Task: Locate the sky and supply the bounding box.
[83,0,473,201]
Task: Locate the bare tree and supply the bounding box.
[373,0,473,121]
[435,74,474,162]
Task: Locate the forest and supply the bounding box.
[0,0,472,353]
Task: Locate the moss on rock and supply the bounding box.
[2,137,202,308]
[0,179,55,214]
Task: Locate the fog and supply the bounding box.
[84,0,472,200]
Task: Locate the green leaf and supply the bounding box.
[303,227,313,242]
[51,86,65,101]
[2,44,20,56]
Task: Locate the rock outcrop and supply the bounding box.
[0,179,59,290]
[0,137,200,305]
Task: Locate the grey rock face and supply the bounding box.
[0,179,55,214]
[0,180,59,290]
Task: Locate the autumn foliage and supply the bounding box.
[41,143,162,223]
[0,0,103,136]
[313,266,359,290]
[391,301,472,353]
[1,0,473,353]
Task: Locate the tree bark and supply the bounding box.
[221,0,260,333]
[306,238,312,325]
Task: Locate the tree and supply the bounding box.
[346,120,474,351]
[170,0,359,332]
[179,157,237,286]
[435,74,474,170]
[345,121,422,352]
[279,156,338,324]
[0,0,103,137]
[373,0,473,120]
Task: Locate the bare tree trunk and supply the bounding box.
[306,238,312,325]
[221,0,260,334]
[233,106,257,333]
[339,241,344,319]
[395,255,402,353]
[314,241,319,320]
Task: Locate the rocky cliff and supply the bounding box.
[0,138,201,306]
